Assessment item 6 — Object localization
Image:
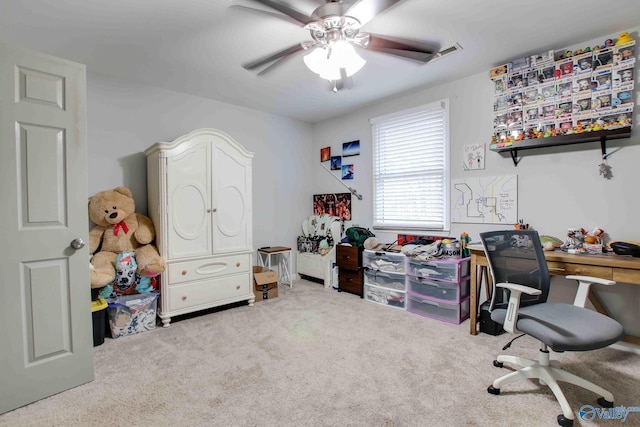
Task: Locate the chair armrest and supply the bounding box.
[496,283,542,334]
[565,275,616,308]
[496,282,542,296]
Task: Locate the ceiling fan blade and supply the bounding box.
[256,46,305,76]
[243,44,304,71]
[367,34,438,63]
[241,0,311,25]
[229,4,305,26]
[344,0,404,27]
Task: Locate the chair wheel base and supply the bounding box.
[598,397,614,408]
[493,360,503,368]
[487,385,500,395]
[557,414,573,426]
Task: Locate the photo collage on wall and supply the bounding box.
[490,36,635,144]
[321,140,360,180]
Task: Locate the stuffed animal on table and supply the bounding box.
[89,186,165,288]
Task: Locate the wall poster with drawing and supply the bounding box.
[313,193,352,220]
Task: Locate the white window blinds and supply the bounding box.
[371,101,449,231]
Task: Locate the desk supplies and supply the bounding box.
[514,219,529,230]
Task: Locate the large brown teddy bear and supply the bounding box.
[89,186,165,288]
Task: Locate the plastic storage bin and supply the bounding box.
[406,275,470,302]
[107,292,158,338]
[91,298,107,346]
[364,283,406,310]
[363,250,406,272]
[364,269,406,291]
[407,293,470,324]
[407,257,470,282]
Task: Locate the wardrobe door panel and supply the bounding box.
[167,143,212,259]
[212,143,251,253]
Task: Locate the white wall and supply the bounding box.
[311,28,640,336]
[86,72,313,254]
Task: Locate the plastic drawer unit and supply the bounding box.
[407,257,470,282]
[364,269,407,291]
[363,250,406,273]
[364,283,406,310]
[407,293,470,324]
[406,275,470,303]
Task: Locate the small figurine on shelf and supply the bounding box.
[514,219,529,230]
[615,32,633,46]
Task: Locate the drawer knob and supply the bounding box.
[182,270,187,275]
[236,285,240,290]
[236,262,241,267]
[181,296,187,301]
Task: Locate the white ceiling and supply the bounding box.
[2,0,639,123]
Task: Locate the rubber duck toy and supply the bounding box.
[616,32,633,46]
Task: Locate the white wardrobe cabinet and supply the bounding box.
[146,128,255,327]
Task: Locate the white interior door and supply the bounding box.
[0,42,93,414]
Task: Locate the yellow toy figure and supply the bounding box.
[616,32,633,46]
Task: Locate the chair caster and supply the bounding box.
[557,414,573,426]
[493,360,503,368]
[487,385,500,395]
[597,397,614,408]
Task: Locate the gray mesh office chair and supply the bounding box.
[480,230,624,427]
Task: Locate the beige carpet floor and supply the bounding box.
[1,279,639,427]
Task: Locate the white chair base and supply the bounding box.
[491,345,615,423]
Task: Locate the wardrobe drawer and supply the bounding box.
[165,273,251,312]
[168,254,250,285]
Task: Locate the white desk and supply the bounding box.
[257,246,293,287]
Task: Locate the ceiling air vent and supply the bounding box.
[432,43,462,61]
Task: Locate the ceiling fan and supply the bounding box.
[236,0,441,91]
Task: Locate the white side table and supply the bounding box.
[257,246,293,287]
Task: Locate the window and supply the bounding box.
[370,100,449,231]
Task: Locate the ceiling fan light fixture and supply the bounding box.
[303,41,366,82]
[329,40,365,77]
[303,46,330,75]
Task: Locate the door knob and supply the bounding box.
[70,238,85,249]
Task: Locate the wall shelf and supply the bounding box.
[490,127,632,166]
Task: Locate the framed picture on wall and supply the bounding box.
[320,146,331,162]
[342,164,354,179]
[313,192,352,220]
[330,156,342,170]
[342,140,360,157]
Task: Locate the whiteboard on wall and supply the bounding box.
[451,175,518,224]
